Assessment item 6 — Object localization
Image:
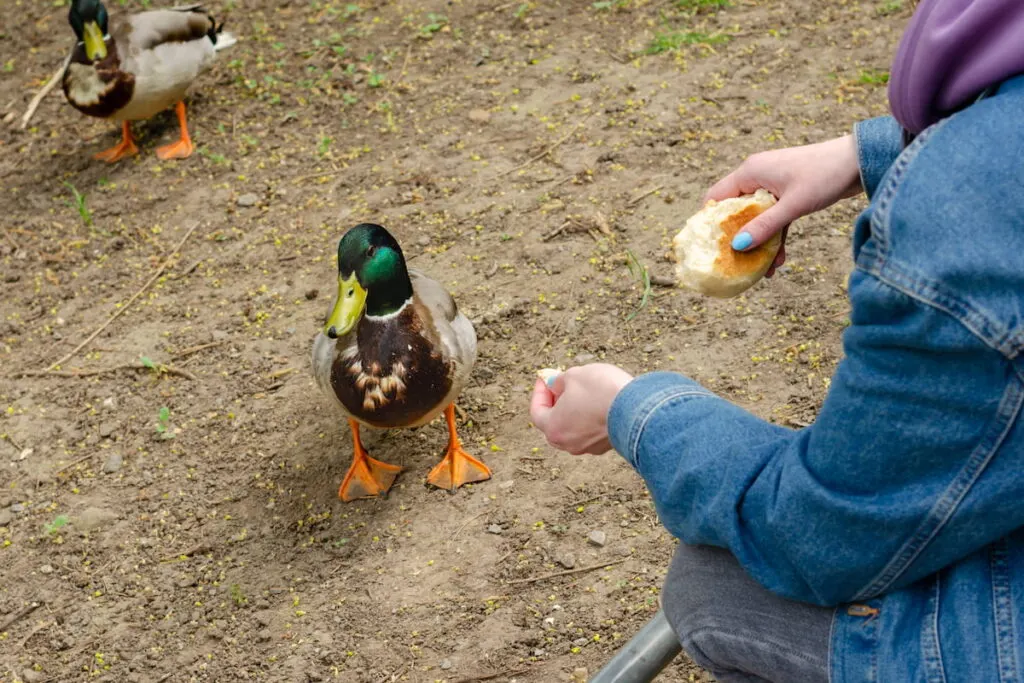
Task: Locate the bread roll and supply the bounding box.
[671,189,781,298]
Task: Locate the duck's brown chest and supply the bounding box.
[63,43,135,118]
[330,309,453,428]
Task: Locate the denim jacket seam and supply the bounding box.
[921,574,948,683]
[856,257,1023,361]
[853,121,872,199]
[990,539,1021,682]
[626,389,716,469]
[865,120,948,262]
[851,376,1024,600]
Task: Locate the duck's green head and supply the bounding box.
[69,0,109,61]
[324,223,413,339]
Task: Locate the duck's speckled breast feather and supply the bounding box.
[329,306,453,429]
[62,42,135,118]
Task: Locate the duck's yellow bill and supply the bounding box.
[83,21,108,61]
[325,273,366,338]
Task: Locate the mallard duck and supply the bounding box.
[311,223,490,501]
[62,0,235,162]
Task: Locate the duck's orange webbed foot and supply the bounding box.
[426,404,491,491]
[155,101,195,160]
[93,121,138,163]
[338,419,402,502]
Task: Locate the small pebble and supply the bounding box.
[0,509,11,526]
[498,480,515,489]
[237,193,259,207]
[99,422,116,439]
[487,524,503,535]
[439,659,452,670]
[11,503,26,514]
[574,352,596,364]
[304,289,319,300]
[587,530,607,547]
[556,553,576,569]
[39,564,54,574]
[102,452,123,474]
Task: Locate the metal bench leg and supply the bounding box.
[589,608,682,683]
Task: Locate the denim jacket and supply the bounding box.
[608,73,1024,682]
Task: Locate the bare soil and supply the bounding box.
[0,0,903,681]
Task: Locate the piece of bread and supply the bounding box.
[671,189,781,298]
[537,368,562,386]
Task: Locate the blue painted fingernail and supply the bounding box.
[545,374,558,388]
[732,232,753,251]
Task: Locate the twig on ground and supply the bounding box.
[505,558,627,585]
[453,668,531,683]
[627,185,663,207]
[42,222,200,372]
[160,542,215,563]
[0,601,42,631]
[15,362,197,381]
[171,339,231,359]
[452,510,490,540]
[494,114,593,179]
[21,56,70,129]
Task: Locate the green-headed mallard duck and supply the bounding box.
[62,0,236,162]
[311,223,490,501]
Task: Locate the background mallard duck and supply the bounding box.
[311,223,490,502]
[62,0,236,162]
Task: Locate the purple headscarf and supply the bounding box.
[888,0,1024,135]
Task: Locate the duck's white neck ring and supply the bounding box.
[364,297,412,322]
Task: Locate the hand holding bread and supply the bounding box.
[672,189,782,298]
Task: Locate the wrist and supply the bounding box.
[837,135,864,198]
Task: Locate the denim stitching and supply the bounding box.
[860,258,1023,360]
[867,120,947,258]
[853,377,1024,600]
[991,539,1021,683]
[921,574,948,683]
[628,390,717,469]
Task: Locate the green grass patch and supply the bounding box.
[645,30,729,54]
[858,68,890,85]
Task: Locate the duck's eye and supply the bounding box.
[367,245,377,258]
[347,289,354,297]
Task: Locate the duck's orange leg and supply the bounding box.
[155,101,195,160]
[93,121,138,163]
[338,419,402,502]
[426,404,491,491]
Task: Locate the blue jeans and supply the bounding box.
[663,543,833,683]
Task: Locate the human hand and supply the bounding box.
[528,364,634,455]
[706,135,863,275]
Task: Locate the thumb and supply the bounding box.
[548,371,567,398]
[730,199,797,251]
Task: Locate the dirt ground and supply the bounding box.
[0,0,903,681]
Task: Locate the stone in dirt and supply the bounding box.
[587,530,607,547]
[74,507,118,533]
[237,193,259,207]
[102,452,123,474]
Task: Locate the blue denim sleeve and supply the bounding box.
[853,115,904,199]
[608,269,1015,606]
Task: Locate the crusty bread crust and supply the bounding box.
[672,189,781,298]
